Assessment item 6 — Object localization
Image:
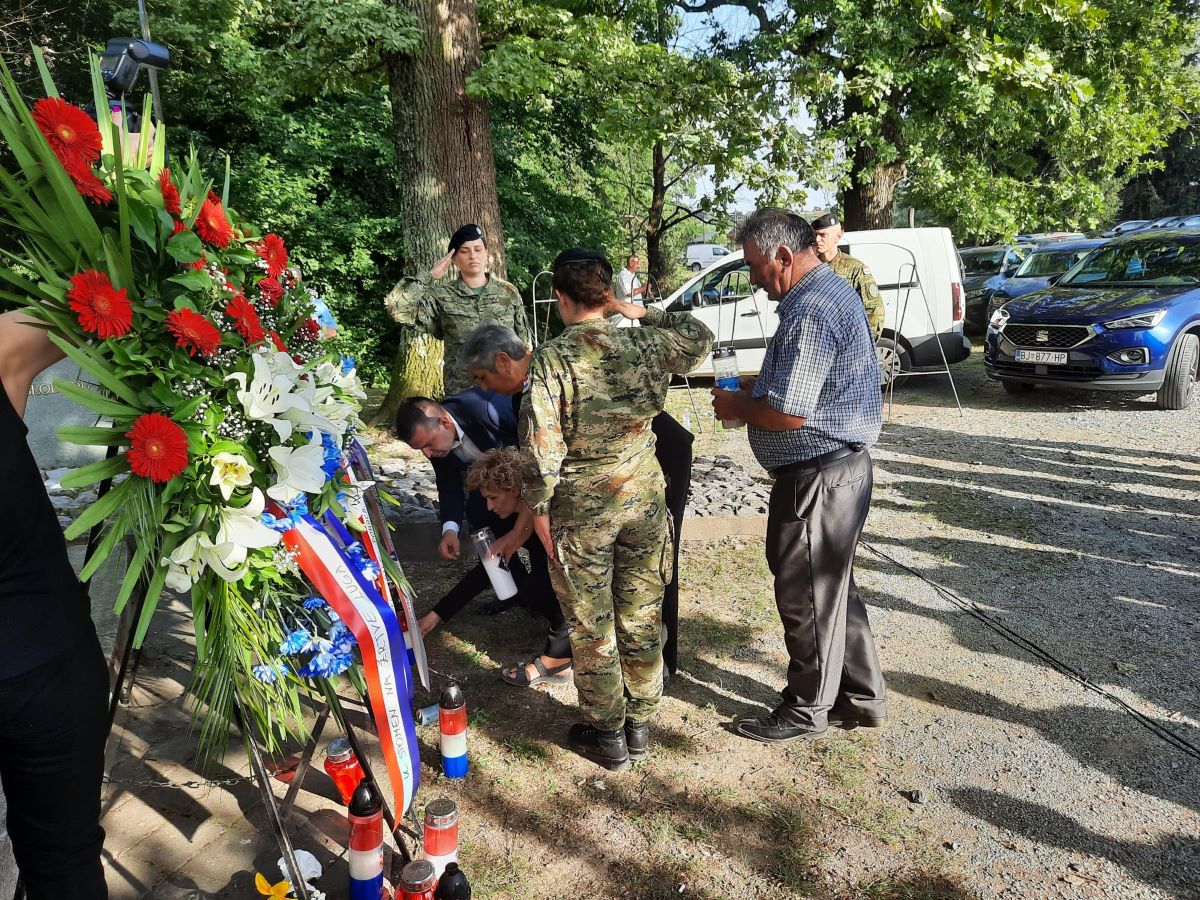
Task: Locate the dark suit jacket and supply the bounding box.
[432,388,517,531]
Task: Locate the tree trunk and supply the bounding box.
[645,141,668,284]
[374,0,507,423]
[839,90,906,231]
[435,0,508,280]
[841,154,906,231]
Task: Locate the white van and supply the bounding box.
[653,227,970,384]
[684,242,731,271]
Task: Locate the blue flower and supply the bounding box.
[298,650,339,679]
[302,596,328,611]
[330,620,357,652]
[327,650,355,676]
[279,629,311,656]
[341,356,356,375]
[344,541,379,580]
[252,664,280,684]
[314,431,342,481]
[260,513,293,534]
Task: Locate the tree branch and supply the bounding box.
[672,0,773,35]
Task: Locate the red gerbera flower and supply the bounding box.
[66,270,133,339]
[125,413,189,483]
[159,168,182,216]
[225,293,265,345]
[32,97,102,165]
[166,308,223,357]
[268,331,288,352]
[171,219,187,236]
[194,197,233,248]
[258,276,284,307]
[256,233,289,279]
[62,154,112,205]
[298,318,320,341]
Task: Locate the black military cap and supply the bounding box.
[552,248,613,279]
[448,223,484,252]
[810,213,841,231]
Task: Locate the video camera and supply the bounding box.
[98,38,170,96]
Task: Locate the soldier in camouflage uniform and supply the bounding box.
[383,223,532,396]
[519,249,712,771]
[812,213,886,340]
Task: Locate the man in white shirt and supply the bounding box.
[615,255,648,303]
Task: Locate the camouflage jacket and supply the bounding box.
[519,307,713,515]
[829,252,885,340]
[383,271,532,396]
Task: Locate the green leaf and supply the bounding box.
[32,47,58,98]
[167,270,213,292]
[63,473,132,538]
[80,521,130,581]
[57,425,130,447]
[166,231,204,264]
[61,454,131,493]
[133,562,170,648]
[48,334,145,408]
[54,379,141,418]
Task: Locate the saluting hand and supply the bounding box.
[604,296,647,321]
[431,249,457,280]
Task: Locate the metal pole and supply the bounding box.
[135,0,165,125]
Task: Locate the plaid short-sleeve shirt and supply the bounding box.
[748,263,882,472]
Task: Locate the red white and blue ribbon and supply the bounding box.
[277,508,421,816]
[347,439,430,692]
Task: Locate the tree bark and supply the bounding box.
[645,140,669,283]
[839,91,906,231]
[375,0,507,423]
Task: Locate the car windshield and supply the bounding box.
[667,264,753,311]
[960,248,1005,275]
[1059,240,1200,286]
[1014,248,1091,278]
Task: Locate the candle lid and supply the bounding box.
[325,737,353,763]
[399,859,436,889]
[424,797,458,827]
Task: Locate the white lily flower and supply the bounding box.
[165,530,244,584]
[209,451,254,500]
[215,488,282,571]
[315,360,367,399]
[226,353,309,442]
[266,435,327,503]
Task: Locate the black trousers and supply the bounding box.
[651,413,692,674]
[0,629,108,900]
[765,449,886,728]
[432,514,570,659]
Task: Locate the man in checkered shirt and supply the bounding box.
[711,208,887,743]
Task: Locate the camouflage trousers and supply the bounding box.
[549,468,671,730]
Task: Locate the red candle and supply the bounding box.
[323,737,364,805]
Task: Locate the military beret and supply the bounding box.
[448,223,484,252]
[810,213,841,231]
[552,248,613,279]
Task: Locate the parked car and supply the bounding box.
[984,239,1106,319]
[960,244,1031,331]
[1178,215,1200,230]
[684,242,731,271]
[651,227,970,386]
[1146,216,1189,230]
[984,230,1200,409]
[1102,220,1150,238]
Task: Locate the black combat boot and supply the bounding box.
[568,723,631,771]
[624,720,649,762]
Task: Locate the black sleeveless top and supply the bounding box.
[0,376,95,678]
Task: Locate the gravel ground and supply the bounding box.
[668,348,1200,898]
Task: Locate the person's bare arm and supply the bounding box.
[0,312,67,417]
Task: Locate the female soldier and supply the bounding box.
[383,223,531,397]
[518,249,712,770]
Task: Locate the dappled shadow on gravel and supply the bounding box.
[946,786,1200,895]
[867,422,1200,726]
[886,671,1200,818]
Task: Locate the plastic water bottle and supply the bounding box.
[470,527,518,600]
[712,346,745,429]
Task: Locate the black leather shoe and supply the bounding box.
[624,720,649,762]
[479,596,519,616]
[735,713,827,744]
[568,723,631,771]
[827,709,888,730]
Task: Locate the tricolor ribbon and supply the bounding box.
[347,439,430,691]
[276,507,421,816]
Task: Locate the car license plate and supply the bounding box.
[1015,349,1068,365]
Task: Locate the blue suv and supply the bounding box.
[984,231,1200,409]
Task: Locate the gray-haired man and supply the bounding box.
[461,322,694,676]
[710,208,887,743]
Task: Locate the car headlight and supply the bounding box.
[988,306,1010,330]
[1102,310,1166,329]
